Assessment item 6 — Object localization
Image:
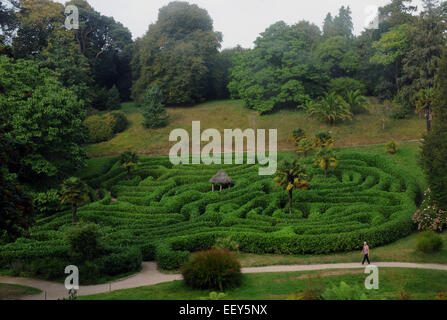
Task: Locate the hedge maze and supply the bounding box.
[0,152,419,273]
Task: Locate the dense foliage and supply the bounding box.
[182,248,242,290]
[142,86,169,129]
[0,152,419,276]
[131,1,222,105]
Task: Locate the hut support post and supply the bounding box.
[212,184,214,192]
[220,185,222,192]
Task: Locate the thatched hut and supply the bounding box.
[209,170,233,192]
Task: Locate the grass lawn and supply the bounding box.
[87,100,426,157]
[0,283,41,300]
[80,268,447,300]
[237,231,447,268]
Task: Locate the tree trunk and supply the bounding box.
[426,109,432,132]
[289,189,293,215]
[72,204,78,226]
[324,161,328,179]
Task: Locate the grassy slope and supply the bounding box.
[88,100,426,157]
[80,268,447,300]
[0,283,41,300]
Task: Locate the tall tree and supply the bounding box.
[229,20,325,114]
[274,160,309,215]
[142,86,169,129]
[420,49,447,209]
[60,177,89,225]
[66,0,134,100]
[131,1,222,105]
[399,0,446,108]
[0,56,87,185]
[12,0,64,58]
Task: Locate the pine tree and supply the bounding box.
[420,49,447,209]
[142,86,169,129]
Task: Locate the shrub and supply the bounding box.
[413,189,447,232]
[435,291,447,300]
[66,223,104,263]
[322,281,368,300]
[142,86,169,129]
[385,140,399,154]
[107,85,121,110]
[84,114,116,143]
[110,111,129,133]
[181,248,242,291]
[415,231,443,253]
[214,236,239,252]
[328,77,366,96]
[32,189,62,216]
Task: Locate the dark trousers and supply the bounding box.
[362,254,370,265]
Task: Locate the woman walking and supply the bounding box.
[362,241,370,265]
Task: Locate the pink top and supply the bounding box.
[363,245,369,255]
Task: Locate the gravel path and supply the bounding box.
[1,261,447,300]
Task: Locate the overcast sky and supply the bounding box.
[56,0,423,49]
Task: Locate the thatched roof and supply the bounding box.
[209,170,233,184]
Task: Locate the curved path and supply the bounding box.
[1,261,447,300]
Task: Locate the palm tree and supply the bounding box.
[415,88,435,132]
[120,150,138,180]
[274,160,309,215]
[296,138,313,158]
[344,90,368,114]
[307,92,353,125]
[313,131,335,148]
[314,147,338,179]
[60,177,90,225]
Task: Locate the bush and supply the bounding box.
[329,77,366,96]
[322,281,368,300]
[107,85,121,110]
[181,248,242,291]
[413,189,447,232]
[66,223,104,263]
[214,236,239,252]
[385,140,399,155]
[416,231,443,253]
[32,189,62,216]
[84,114,116,143]
[110,111,129,133]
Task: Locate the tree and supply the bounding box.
[0,118,33,243]
[12,0,64,58]
[313,131,335,148]
[323,6,354,38]
[344,89,368,114]
[142,86,169,129]
[60,177,89,225]
[314,147,338,178]
[0,56,87,185]
[420,49,447,209]
[296,138,313,158]
[306,92,352,125]
[120,150,138,180]
[229,20,325,114]
[370,24,413,93]
[315,36,361,79]
[415,87,435,132]
[38,29,94,105]
[66,0,133,100]
[107,85,121,110]
[0,0,19,45]
[274,160,309,215]
[399,0,446,109]
[131,1,222,105]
